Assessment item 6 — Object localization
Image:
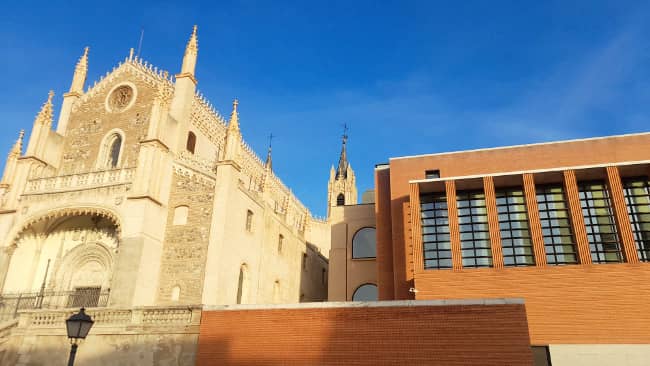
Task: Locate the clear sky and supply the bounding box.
[1,1,649,216]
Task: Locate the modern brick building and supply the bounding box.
[330,132,650,365]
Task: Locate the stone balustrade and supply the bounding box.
[17,305,201,329]
[23,168,136,194]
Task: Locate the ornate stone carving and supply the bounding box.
[107,85,134,112]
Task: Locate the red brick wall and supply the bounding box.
[196,303,533,365]
[414,264,650,345]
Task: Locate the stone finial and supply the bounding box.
[180,25,198,75]
[70,47,89,94]
[35,91,55,126]
[265,134,273,171]
[8,130,25,158]
[228,99,240,133]
[129,48,135,61]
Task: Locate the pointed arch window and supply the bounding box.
[98,130,125,170]
[186,131,197,154]
[236,264,249,304]
[109,135,122,168]
[246,210,254,232]
[337,193,345,206]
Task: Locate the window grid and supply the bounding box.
[496,188,535,266]
[578,181,623,263]
[420,193,452,269]
[622,178,650,262]
[457,190,492,268]
[536,185,578,265]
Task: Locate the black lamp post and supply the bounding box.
[65,308,94,366]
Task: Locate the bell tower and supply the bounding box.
[327,126,357,218]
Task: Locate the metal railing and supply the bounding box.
[0,290,109,322]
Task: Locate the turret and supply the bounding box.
[327,128,358,217]
[57,47,88,135]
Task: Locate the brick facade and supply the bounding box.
[376,133,650,346]
[196,301,533,365]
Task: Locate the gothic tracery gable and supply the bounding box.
[59,68,159,175]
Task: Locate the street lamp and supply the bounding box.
[65,308,94,366]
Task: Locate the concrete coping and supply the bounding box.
[409,159,650,184]
[202,298,524,312]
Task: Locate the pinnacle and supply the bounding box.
[9,130,25,158]
[228,99,240,132]
[35,91,55,126]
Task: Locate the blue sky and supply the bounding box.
[1,1,649,216]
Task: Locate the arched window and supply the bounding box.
[186,131,197,154]
[337,193,345,206]
[278,234,284,253]
[173,206,189,225]
[236,264,249,304]
[171,286,181,301]
[352,284,378,301]
[98,130,124,169]
[246,210,254,232]
[352,227,377,259]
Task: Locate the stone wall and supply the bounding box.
[156,168,215,304]
[1,306,200,366]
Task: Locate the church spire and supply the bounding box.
[70,47,89,94]
[9,130,25,159]
[180,25,198,75]
[228,99,240,133]
[265,133,273,171]
[335,125,349,179]
[35,91,55,126]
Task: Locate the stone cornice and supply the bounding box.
[63,91,82,98]
[214,160,241,172]
[127,195,163,206]
[17,155,48,165]
[175,72,198,84]
[140,138,170,151]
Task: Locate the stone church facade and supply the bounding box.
[0,26,337,318]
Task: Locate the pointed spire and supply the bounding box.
[35,91,54,126]
[228,99,240,133]
[335,126,349,179]
[265,133,273,171]
[180,25,198,75]
[70,47,89,94]
[8,130,25,158]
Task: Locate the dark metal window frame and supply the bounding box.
[420,193,452,269]
[536,184,578,265]
[457,190,493,268]
[496,188,535,266]
[578,180,623,263]
[351,227,377,259]
[622,177,650,262]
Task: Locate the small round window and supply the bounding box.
[107,85,134,112]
